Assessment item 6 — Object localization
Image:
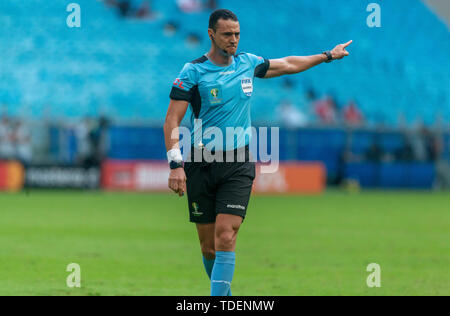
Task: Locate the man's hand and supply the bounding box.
[168,168,187,197]
[330,40,353,60]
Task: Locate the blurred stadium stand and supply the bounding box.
[0,0,449,189]
[0,0,449,124]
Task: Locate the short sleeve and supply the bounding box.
[246,53,270,78]
[169,63,198,102]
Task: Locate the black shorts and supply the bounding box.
[184,146,256,224]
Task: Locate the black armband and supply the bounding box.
[170,86,193,102]
[254,59,270,78]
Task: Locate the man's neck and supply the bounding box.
[207,47,233,66]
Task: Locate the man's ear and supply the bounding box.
[208,28,214,40]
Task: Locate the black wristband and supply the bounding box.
[323,51,333,63]
[169,161,184,170]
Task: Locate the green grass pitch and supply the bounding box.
[0,190,448,296]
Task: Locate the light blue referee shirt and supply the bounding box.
[170,53,270,151]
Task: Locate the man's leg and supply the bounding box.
[196,223,216,279]
[210,214,242,296]
[196,222,232,296]
[185,160,220,291]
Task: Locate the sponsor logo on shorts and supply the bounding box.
[227,204,245,210]
[192,202,203,216]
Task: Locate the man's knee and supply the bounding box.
[215,229,235,250]
[215,214,242,251]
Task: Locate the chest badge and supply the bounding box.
[241,78,253,97]
[211,88,219,98]
[210,88,222,104]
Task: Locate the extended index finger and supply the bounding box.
[343,40,353,48]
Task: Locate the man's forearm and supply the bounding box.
[163,119,180,152]
[285,54,327,74]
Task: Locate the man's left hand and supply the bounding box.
[331,40,353,60]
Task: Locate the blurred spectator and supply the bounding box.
[282,78,295,90]
[420,126,440,162]
[90,116,110,165]
[277,99,308,128]
[313,95,338,125]
[410,127,428,162]
[75,118,94,166]
[0,116,14,159]
[117,0,132,17]
[395,135,415,162]
[365,138,384,162]
[75,117,110,167]
[13,120,32,164]
[341,132,364,164]
[163,21,179,37]
[186,33,201,48]
[103,0,156,19]
[342,100,364,126]
[305,88,317,103]
[102,0,119,8]
[0,116,32,163]
[435,161,450,190]
[177,0,202,13]
[135,0,156,19]
[205,0,218,10]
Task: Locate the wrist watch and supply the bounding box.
[169,160,184,170]
[323,51,333,63]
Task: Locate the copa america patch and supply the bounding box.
[241,78,253,97]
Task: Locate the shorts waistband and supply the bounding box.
[186,145,251,163]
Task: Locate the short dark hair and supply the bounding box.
[209,9,238,31]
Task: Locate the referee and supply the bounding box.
[164,9,352,296]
